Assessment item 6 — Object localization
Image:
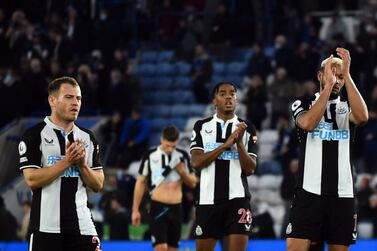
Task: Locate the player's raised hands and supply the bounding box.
[323,54,337,90]
[336,47,351,78]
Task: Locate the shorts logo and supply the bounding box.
[18,141,27,155]
[286,223,292,235]
[151,235,156,243]
[245,224,251,231]
[195,225,203,236]
[352,232,357,240]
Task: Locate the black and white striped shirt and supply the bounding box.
[292,93,355,198]
[190,114,258,205]
[18,117,102,235]
[138,146,192,192]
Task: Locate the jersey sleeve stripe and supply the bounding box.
[91,166,103,170]
[20,165,41,170]
[190,146,204,151]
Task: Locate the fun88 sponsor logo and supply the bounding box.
[47,155,80,177]
[310,122,349,141]
[204,142,239,160]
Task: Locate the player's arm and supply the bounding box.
[235,122,256,176]
[191,130,238,170]
[175,163,198,188]
[336,47,368,125]
[23,141,83,190]
[78,166,104,193]
[75,140,104,192]
[132,175,147,226]
[296,55,336,131]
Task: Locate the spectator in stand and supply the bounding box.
[116,107,150,169]
[98,111,124,166]
[208,2,232,61]
[99,174,127,224]
[272,34,294,73]
[356,175,373,222]
[292,42,320,83]
[65,5,92,57]
[124,63,143,111]
[243,75,267,131]
[107,195,129,240]
[268,67,298,128]
[48,60,65,81]
[190,44,213,104]
[175,9,204,61]
[324,11,351,44]
[48,26,74,68]
[76,64,99,113]
[246,42,271,82]
[368,184,377,237]
[0,196,18,241]
[17,200,31,241]
[0,67,25,127]
[23,58,49,114]
[103,68,127,116]
[111,48,128,71]
[361,109,377,174]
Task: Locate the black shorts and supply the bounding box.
[149,200,182,248]
[29,231,101,251]
[286,188,357,246]
[195,198,252,239]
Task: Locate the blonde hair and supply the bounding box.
[319,57,343,72]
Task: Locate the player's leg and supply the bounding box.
[228,234,248,251]
[29,232,62,251]
[195,203,223,251]
[154,243,168,251]
[196,238,217,251]
[286,189,322,251]
[166,203,182,251]
[150,201,169,250]
[224,198,252,251]
[64,235,101,251]
[286,238,311,251]
[326,197,356,251]
[327,245,349,251]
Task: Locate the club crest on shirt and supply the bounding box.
[336,105,348,114]
[286,223,292,235]
[195,225,203,236]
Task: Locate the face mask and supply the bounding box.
[3,74,14,86]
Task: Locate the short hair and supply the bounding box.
[319,57,343,72]
[48,76,79,95]
[161,125,179,142]
[212,82,237,99]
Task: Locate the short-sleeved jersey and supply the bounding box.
[190,114,258,205]
[18,117,102,235]
[138,146,192,192]
[291,93,355,198]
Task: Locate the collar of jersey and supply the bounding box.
[315,92,340,103]
[157,145,174,156]
[213,114,238,124]
[44,116,76,134]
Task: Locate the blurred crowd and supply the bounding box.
[1,0,377,242]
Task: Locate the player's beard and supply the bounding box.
[329,91,339,100]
